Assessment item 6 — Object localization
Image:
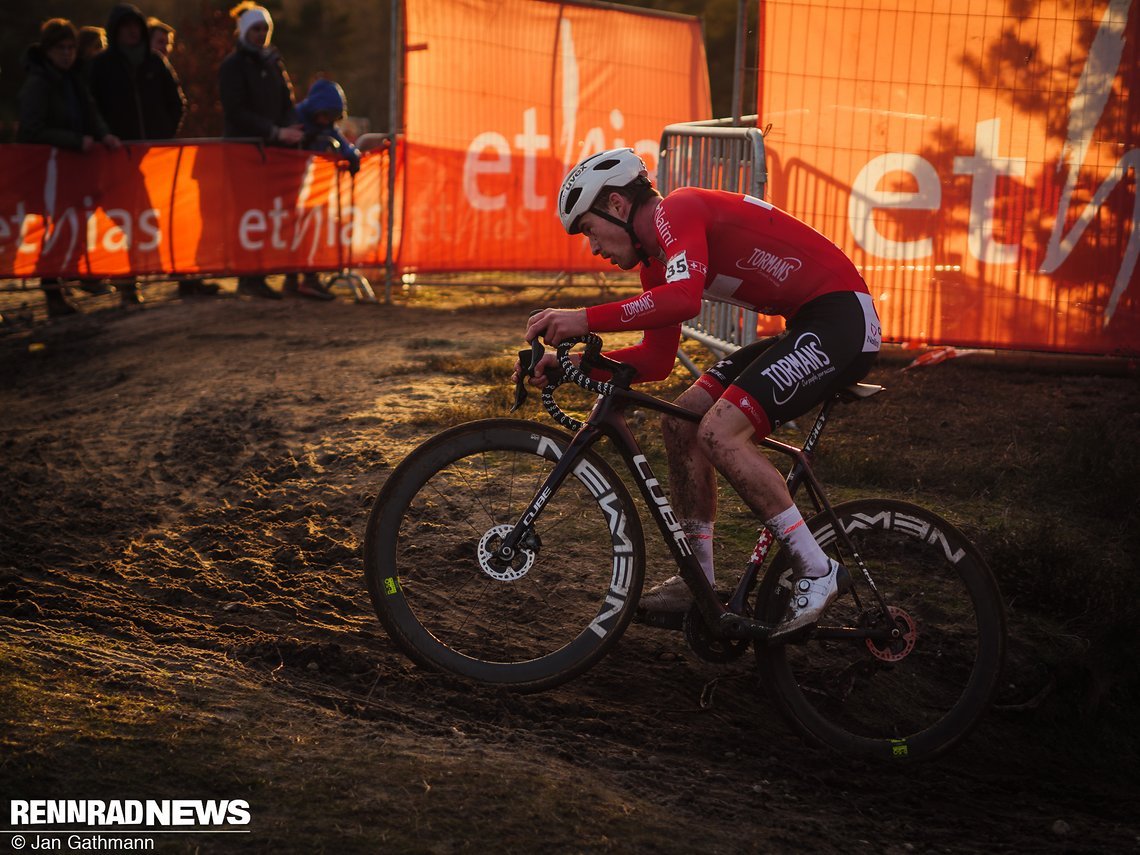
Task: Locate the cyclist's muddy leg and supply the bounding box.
[697,401,830,580]
[696,401,799,523]
[661,384,717,516]
[662,385,718,580]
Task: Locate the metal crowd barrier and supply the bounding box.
[657,116,768,374]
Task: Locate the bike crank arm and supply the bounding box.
[711,616,901,645]
[715,613,773,641]
[812,625,901,642]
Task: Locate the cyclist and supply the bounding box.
[521,148,881,640]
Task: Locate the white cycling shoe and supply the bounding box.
[639,575,695,613]
[770,559,848,642]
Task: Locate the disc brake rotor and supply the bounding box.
[477,524,536,581]
[866,605,917,662]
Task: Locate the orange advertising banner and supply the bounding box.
[758,0,1139,355]
[0,142,392,279]
[400,0,711,273]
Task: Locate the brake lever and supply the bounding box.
[509,338,546,413]
[510,348,532,412]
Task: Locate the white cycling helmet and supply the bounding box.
[557,148,650,235]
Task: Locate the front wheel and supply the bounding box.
[754,499,1006,761]
[364,419,646,692]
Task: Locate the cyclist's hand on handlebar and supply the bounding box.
[511,352,572,389]
[524,307,588,345]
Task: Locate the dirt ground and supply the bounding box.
[1,280,1138,854]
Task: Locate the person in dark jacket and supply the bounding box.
[89,4,187,306]
[90,5,185,141]
[17,18,122,318]
[69,25,117,299]
[218,1,302,300]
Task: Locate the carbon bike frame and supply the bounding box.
[495,376,894,644]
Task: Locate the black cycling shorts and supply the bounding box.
[694,290,881,437]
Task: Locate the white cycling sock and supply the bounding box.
[681,519,715,584]
[765,505,830,578]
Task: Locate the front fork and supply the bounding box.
[493,394,734,628]
[493,421,604,564]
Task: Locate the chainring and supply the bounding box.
[682,601,751,664]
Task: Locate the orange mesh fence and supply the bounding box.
[757,0,1139,356]
[0,142,392,279]
[399,0,711,273]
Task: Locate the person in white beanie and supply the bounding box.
[218,1,303,299]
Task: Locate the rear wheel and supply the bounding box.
[364,419,645,692]
[755,499,1005,761]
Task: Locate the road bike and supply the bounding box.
[363,334,1006,761]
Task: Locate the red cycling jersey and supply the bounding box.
[585,188,869,382]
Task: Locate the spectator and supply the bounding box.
[77,26,107,70]
[17,18,122,318]
[283,78,363,301]
[297,79,360,174]
[147,17,173,58]
[219,1,302,300]
[91,5,184,140]
[90,4,188,306]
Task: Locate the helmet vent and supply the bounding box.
[593,159,620,171]
[562,187,582,214]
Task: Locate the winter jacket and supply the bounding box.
[17,45,111,149]
[89,3,186,140]
[296,79,361,174]
[218,41,297,143]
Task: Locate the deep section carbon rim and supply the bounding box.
[755,499,1005,761]
[364,419,645,691]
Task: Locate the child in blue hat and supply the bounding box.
[283,78,362,298]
